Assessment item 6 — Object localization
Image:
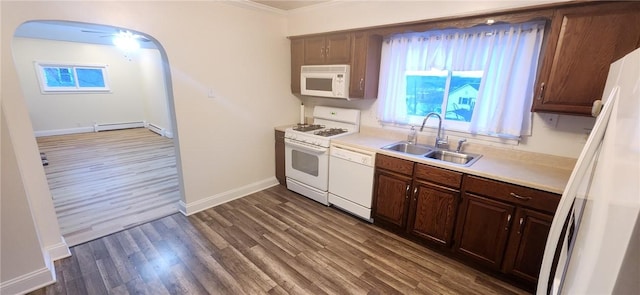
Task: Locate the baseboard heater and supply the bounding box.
[147,123,165,136]
[93,121,145,132]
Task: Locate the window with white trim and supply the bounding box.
[36,63,110,93]
[377,21,546,138]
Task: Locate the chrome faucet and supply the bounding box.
[420,112,448,149]
[456,138,467,153]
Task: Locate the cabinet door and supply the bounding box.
[455,193,515,270]
[304,36,326,65]
[407,181,459,247]
[275,130,285,185]
[350,32,382,99]
[290,38,304,93]
[325,33,351,64]
[532,2,640,115]
[372,170,412,232]
[502,208,554,284]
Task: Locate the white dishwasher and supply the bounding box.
[328,143,376,222]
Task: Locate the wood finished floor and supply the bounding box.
[37,128,180,247]
[29,185,530,295]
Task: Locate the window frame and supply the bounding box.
[405,69,482,132]
[35,62,111,93]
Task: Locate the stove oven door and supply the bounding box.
[284,139,329,191]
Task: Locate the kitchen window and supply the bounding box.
[378,21,546,138]
[36,62,110,93]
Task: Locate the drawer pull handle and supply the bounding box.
[510,192,532,201]
[537,82,545,100]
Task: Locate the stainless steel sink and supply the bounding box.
[424,150,482,167]
[381,141,482,167]
[382,142,432,155]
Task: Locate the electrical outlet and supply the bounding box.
[542,113,559,128]
[207,88,216,98]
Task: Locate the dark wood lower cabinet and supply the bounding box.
[502,208,554,283]
[455,193,515,270]
[372,170,412,231]
[371,155,560,291]
[407,181,459,247]
[275,130,285,185]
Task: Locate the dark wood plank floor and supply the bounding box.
[29,185,530,295]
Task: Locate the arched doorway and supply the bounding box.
[12,20,183,246]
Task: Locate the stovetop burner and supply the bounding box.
[314,128,348,137]
[293,123,325,132]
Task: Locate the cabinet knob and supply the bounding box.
[359,78,364,91]
[320,47,324,57]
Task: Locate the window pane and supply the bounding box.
[406,72,447,116]
[444,71,482,122]
[76,68,106,87]
[43,67,75,87]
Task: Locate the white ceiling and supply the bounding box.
[14,20,159,49]
[13,2,330,48]
[252,1,330,10]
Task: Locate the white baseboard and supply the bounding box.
[0,266,55,295]
[34,126,94,137]
[145,122,173,139]
[179,177,279,216]
[46,239,71,261]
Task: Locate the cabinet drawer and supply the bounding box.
[463,176,560,213]
[414,163,462,188]
[376,154,414,176]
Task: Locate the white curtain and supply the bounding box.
[377,21,545,137]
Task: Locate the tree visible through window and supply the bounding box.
[36,63,110,92]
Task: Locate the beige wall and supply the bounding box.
[1,109,55,294]
[289,0,593,159]
[1,1,299,292]
[12,38,165,134]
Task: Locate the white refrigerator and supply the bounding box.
[537,48,640,294]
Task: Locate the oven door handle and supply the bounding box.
[285,138,327,154]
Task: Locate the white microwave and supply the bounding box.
[301,64,350,99]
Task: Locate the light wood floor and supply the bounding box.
[29,185,530,295]
[37,128,180,247]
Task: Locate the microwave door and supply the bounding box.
[301,73,334,97]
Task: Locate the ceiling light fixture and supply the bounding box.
[113,30,140,52]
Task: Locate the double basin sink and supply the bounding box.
[382,141,482,167]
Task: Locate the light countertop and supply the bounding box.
[331,133,575,195]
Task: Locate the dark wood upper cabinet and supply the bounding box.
[532,2,640,115]
[303,33,351,65]
[290,38,304,94]
[350,32,382,99]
